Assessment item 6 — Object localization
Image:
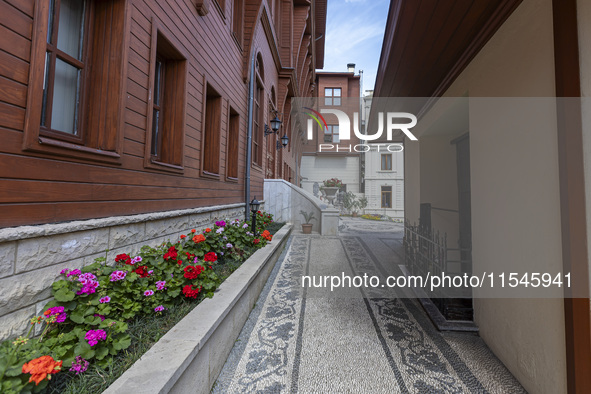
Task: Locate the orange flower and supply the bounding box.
[180,234,186,239]
[193,234,206,243]
[22,355,62,385]
[43,310,51,316]
[191,229,196,233]
[262,230,272,241]
[205,228,211,233]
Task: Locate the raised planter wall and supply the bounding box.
[264,179,339,235]
[0,203,253,341]
[104,224,292,394]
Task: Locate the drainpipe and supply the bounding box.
[245,52,255,221]
[359,69,364,193]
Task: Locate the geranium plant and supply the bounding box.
[0,211,276,393]
[322,178,343,188]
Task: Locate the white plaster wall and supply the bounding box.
[364,145,404,217]
[300,155,360,195]
[433,0,566,392]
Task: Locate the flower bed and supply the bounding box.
[0,212,276,394]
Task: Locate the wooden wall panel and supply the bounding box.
[0,0,321,227]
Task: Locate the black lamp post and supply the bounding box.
[250,197,260,235]
[264,112,283,136]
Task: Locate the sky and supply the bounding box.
[321,0,390,94]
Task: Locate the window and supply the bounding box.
[381,154,392,170]
[41,0,88,138]
[253,55,264,167]
[227,107,240,179]
[146,23,188,170]
[324,125,339,143]
[232,0,243,46]
[324,87,341,106]
[25,0,126,161]
[381,186,392,208]
[202,85,222,175]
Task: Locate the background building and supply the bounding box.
[300,65,361,198]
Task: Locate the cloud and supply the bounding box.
[320,0,390,90]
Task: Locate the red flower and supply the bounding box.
[205,228,211,233]
[180,234,186,239]
[163,246,178,261]
[191,229,196,233]
[134,265,150,278]
[193,234,206,243]
[115,253,131,265]
[22,355,62,385]
[184,265,204,279]
[204,252,217,262]
[186,252,195,260]
[182,284,201,298]
[177,259,183,265]
[253,238,260,245]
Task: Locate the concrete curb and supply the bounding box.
[103,224,292,394]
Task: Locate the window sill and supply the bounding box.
[251,163,263,173]
[226,176,239,183]
[145,158,185,174]
[23,136,122,164]
[201,171,221,180]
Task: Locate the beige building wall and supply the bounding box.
[404,0,567,392]
[364,145,404,218]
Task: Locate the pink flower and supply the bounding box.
[130,256,142,265]
[144,290,154,296]
[93,313,105,322]
[45,306,67,323]
[70,356,89,375]
[154,305,165,312]
[110,271,127,282]
[67,269,82,277]
[156,281,166,291]
[99,296,111,304]
[85,329,107,347]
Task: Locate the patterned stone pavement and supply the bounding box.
[213,217,525,393]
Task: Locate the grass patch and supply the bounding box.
[43,223,286,393]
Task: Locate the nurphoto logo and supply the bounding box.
[303,107,418,152]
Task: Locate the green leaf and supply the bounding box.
[4,364,24,377]
[112,334,131,351]
[53,288,75,302]
[95,345,109,360]
[69,312,85,324]
[74,342,95,360]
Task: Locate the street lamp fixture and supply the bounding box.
[264,111,282,136]
[250,196,260,234]
[276,134,289,151]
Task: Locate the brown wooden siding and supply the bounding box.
[0,0,324,227]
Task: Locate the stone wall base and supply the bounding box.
[0,203,248,341]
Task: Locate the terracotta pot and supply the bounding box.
[352,212,358,217]
[301,224,313,234]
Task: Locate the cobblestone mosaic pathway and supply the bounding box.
[213,218,525,393]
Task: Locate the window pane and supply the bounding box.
[325,88,332,96]
[47,0,55,43]
[51,58,80,134]
[324,125,331,134]
[151,108,160,156]
[334,97,341,106]
[333,134,340,143]
[57,0,86,60]
[334,88,341,97]
[41,52,51,127]
[324,97,332,106]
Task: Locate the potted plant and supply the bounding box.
[321,178,343,206]
[300,210,316,234]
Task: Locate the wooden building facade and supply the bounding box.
[0,0,326,228]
